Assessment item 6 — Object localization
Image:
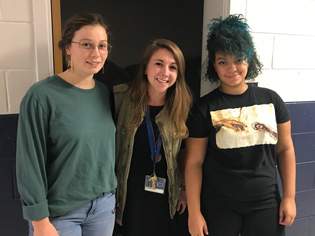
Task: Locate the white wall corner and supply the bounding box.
[32,0,54,82]
[0,71,8,114]
[201,0,231,97]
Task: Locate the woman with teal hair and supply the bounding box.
[185,15,296,236]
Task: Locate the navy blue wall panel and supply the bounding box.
[296,162,315,192]
[310,218,315,235]
[294,133,315,163]
[0,161,15,201]
[0,201,28,235]
[0,114,18,160]
[295,190,315,219]
[286,218,310,236]
[277,162,315,193]
[0,114,28,235]
[286,102,315,134]
[278,102,315,235]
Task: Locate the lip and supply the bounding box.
[87,61,101,66]
[226,74,240,79]
[156,78,168,83]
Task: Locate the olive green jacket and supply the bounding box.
[114,84,182,225]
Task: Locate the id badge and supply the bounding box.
[144,175,166,194]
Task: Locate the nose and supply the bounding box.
[227,62,237,72]
[90,45,100,57]
[161,66,169,76]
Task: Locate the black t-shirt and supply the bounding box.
[187,85,290,210]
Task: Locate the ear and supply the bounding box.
[65,44,71,55]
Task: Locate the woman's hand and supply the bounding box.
[188,212,208,236]
[279,196,296,226]
[33,218,59,236]
[176,189,187,214]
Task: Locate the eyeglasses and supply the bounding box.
[71,40,112,54]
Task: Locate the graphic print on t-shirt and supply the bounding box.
[211,103,278,149]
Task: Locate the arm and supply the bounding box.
[185,137,209,236]
[176,148,187,214]
[16,95,58,235]
[276,121,296,226]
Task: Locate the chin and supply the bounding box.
[89,68,102,74]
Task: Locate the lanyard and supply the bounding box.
[145,108,162,173]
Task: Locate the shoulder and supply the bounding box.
[194,88,221,109]
[251,86,284,102]
[95,79,110,93]
[251,86,279,96]
[24,75,60,99]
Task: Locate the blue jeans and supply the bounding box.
[28,192,116,236]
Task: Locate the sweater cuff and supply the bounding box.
[22,200,50,221]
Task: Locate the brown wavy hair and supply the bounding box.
[128,39,192,139]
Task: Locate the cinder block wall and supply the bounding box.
[236,0,315,102]
[0,0,37,114]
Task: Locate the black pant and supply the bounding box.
[202,201,285,236]
[113,209,190,236]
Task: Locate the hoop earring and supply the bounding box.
[102,66,104,74]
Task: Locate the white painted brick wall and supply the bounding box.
[232,0,315,102]
[252,33,274,70]
[0,23,36,69]
[229,0,246,16]
[0,0,53,115]
[0,0,36,114]
[0,0,33,22]
[201,0,315,102]
[6,70,37,113]
[273,35,315,69]
[257,70,300,102]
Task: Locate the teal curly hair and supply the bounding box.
[206,14,263,82]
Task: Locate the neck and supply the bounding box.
[219,83,248,95]
[147,91,166,106]
[58,69,95,89]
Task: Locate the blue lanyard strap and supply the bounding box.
[145,108,162,173]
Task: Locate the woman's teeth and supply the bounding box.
[157,78,167,83]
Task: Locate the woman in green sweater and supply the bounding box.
[16,13,116,236]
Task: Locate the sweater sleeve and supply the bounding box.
[16,94,50,221]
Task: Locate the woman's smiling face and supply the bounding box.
[214,51,249,94]
[145,48,178,98]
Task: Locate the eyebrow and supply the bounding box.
[153,59,177,64]
[216,56,227,60]
[79,38,107,42]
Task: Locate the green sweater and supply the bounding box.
[16,75,117,221]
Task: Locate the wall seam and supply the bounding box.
[4,72,9,113]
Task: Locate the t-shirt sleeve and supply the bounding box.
[187,104,211,138]
[16,94,50,221]
[272,91,290,124]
